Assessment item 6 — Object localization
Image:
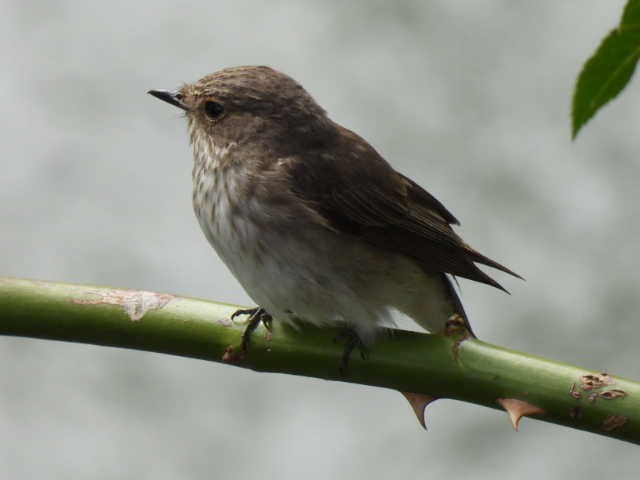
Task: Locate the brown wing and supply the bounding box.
[287,125,521,291]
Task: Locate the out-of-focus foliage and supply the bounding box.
[572,0,640,138]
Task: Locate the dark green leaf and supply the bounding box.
[572,0,640,139]
[622,0,640,27]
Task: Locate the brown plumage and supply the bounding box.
[287,124,522,293]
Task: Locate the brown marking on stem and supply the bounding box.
[599,389,627,400]
[568,406,584,420]
[221,346,237,362]
[73,289,173,321]
[569,383,582,400]
[602,415,628,432]
[497,398,546,431]
[580,373,613,391]
[400,392,438,429]
[217,316,234,327]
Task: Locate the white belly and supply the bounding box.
[192,165,460,343]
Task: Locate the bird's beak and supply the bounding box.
[147,89,190,111]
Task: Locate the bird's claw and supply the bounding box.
[234,307,272,355]
[334,328,368,375]
[231,307,260,320]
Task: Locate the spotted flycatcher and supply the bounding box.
[148,66,520,368]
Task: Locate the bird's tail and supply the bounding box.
[394,273,475,338]
[441,274,475,338]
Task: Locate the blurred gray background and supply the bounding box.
[2,0,639,478]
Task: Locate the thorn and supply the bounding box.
[497,398,545,431]
[401,392,438,429]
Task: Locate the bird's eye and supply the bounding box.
[204,101,225,119]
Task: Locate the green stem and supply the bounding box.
[1,277,638,443]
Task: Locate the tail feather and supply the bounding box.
[465,245,524,281]
[468,263,510,294]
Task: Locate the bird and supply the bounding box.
[148,65,521,370]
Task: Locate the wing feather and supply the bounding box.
[286,125,521,290]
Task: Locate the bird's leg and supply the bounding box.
[334,328,369,375]
[444,313,473,360]
[231,307,273,355]
[231,307,260,320]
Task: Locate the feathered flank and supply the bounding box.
[287,124,521,292]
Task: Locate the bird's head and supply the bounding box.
[149,66,332,165]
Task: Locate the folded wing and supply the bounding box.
[286,125,522,292]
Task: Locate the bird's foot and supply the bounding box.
[231,306,272,355]
[444,313,472,360]
[231,307,260,320]
[334,328,368,376]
